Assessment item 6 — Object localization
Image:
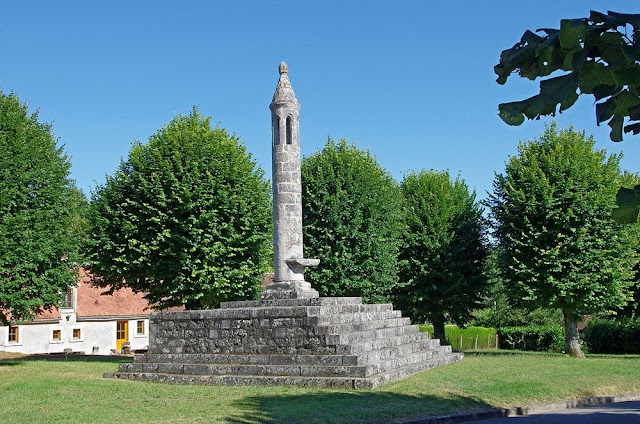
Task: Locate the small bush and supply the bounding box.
[583,318,640,354]
[498,326,564,352]
[419,325,497,352]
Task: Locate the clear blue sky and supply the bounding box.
[1,1,638,200]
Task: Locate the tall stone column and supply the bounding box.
[262,62,319,300]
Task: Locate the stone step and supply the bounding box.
[104,352,464,389]
[355,338,438,365]
[338,331,432,354]
[137,352,359,366]
[310,303,395,316]
[312,309,402,326]
[315,316,411,335]
[363,349,441,377]
[152,302,394,323]
[119,362,370,378]
[328,323,420,345]
[120,347,452,379]
[366,352,464,388]
[220,297,363,309]
[104,371,368,389]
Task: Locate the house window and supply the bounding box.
[52,329,61,341]
[62,288,73,309]
[136,320,145,336]
[8,326,19,343]
[72,328,81,340]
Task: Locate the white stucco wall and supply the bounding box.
[0,316,150,355]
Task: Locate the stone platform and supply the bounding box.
[104,297,462,389]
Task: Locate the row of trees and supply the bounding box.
[1,88,638,357]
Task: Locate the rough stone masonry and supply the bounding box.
[104,63,462,388]
[262,61,320,300]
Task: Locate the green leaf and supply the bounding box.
[612,206,639,224]
[620,44,640,63]
[608,114,624,142]
[578,61,616,94]
[613,185,640,224]
[590,10,626,28]
[596,97,615,125]
[608,11,640,33]
[612,69,640,86]
[560,91,579,112]
[559,18,587,49]
[616,186,639,208]
[591,84,620,101]
[624,122,640,135]
[498,102,526,126]
[540,73,579,106]
[628,103,640,121]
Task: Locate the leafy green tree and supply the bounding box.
[613,172,640,318]
[473,251,564,329]
[0,91,82,323]
[88,109,271,310]
[301,138,403,303]
[495,10,640,141]
[488,124,637,357]
[393,170,488,343]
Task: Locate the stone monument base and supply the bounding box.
[104,293,462,389]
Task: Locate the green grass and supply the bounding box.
[1,354,639,423]
[419,324,498,351]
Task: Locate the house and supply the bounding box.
[0,271,169,355]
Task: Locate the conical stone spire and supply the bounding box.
[263,62,319,299]
[271,62,298,105]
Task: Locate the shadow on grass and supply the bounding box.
[0,361,24,367]
[225,391,492,424]
[0,353,132,364]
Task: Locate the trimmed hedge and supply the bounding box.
[583,318,640,354]
[419,325,497,352]
[498,325,564,352]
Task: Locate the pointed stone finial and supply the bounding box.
[271,61,297,106]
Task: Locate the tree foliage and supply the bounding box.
[488,124,637,356]
[612,172,640,318]
[0,91,83,324]
[301,139,403,303]
[88,109,271,310]
[472,249,563,329]
[614,184,640,224]
[495,10,640,141]
[393,170,488,343]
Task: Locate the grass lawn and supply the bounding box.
[1,353,639,423]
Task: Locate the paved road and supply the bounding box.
[460,400,640,424]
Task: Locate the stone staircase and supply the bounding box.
[104,297,462,389]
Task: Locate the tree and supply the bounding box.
[612,172,640,318]
[495,10,640,142]
[473,249,563,329]
[88,109,271,310]
[393,170,489,343]
[301,138,403,303]
[488,124,637,357]
[0,91,83,324]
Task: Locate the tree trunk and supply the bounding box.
[563,309,585,358]
[432,315,447,346]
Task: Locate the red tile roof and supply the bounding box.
[4,270,181,322]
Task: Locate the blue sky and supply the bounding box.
[1,1,639,200]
